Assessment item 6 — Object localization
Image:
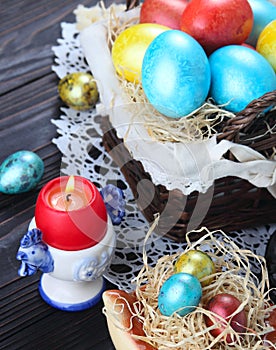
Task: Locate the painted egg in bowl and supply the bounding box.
[102,230,276,350]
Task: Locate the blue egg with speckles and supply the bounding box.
[158,272,202,317]
[142,30,211,118]
[209,45,276,113]
[0,151,44,194]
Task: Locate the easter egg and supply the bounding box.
[174,250,216,286]
[257,20,276,71]
[247,0,276,47]
[142,30,211,118]
[209,45,276,112]
[180,0,253,55]
[264,330,276,348]
[112,23,169,83]
[268,308,276,329]
[264,309,276,347]
[58,72,99,110]
[205,293,247,343]
[140,0,189,30]
[0,151,44,194]
[158,272,202,317]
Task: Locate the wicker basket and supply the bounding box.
[100,1,276,242]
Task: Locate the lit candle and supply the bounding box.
[35,176,108,251]
[47,175,90,211]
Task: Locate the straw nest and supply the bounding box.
[106,222,276,349]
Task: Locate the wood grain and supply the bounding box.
[0,1,119,349]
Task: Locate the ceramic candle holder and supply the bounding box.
[16,177,125,311]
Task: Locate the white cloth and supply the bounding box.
[80,5,276,198]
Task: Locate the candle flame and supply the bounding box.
[65,175,75,194]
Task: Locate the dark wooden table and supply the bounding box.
[0,1,120,349]
[1,1,276,350]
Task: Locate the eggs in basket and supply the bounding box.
[109,0,276,117]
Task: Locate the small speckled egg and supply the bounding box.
[112,23,169,83]
[257,20,276,71]
[158,272,202,317]
[142,30,211,118]
[175,250,216,287]
[209,45,276,112]
[0,151,44,194]
[58,72,99,110]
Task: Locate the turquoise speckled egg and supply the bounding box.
[142,30,211,118]
[209,45,276,113]
[0,151,44,194]
[158,272,202,317]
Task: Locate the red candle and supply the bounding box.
[35,176,107,251]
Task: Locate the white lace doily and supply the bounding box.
[51,21,276,292]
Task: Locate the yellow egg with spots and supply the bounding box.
[256,20,276,72]
[174,250,216,287]
[112,23,169,83]
[58,72,99,110]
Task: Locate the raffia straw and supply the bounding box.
[105,10,237,143]
[246,119,276,160]
[113,218,276,349]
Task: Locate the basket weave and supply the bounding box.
[100,1,276,242]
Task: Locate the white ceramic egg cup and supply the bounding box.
[27,217,116,311]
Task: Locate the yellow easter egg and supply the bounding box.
[111,23,169,83]
[58,72,98,110]
[256,20,276,72]
[174,249,216,287]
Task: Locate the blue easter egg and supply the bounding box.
[141,30,211,118]
[158,272,202,317]
[209,45,276,113]
[0,151,44,194]
[247,0,276,47]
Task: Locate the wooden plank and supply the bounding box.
[0,1,120,349]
